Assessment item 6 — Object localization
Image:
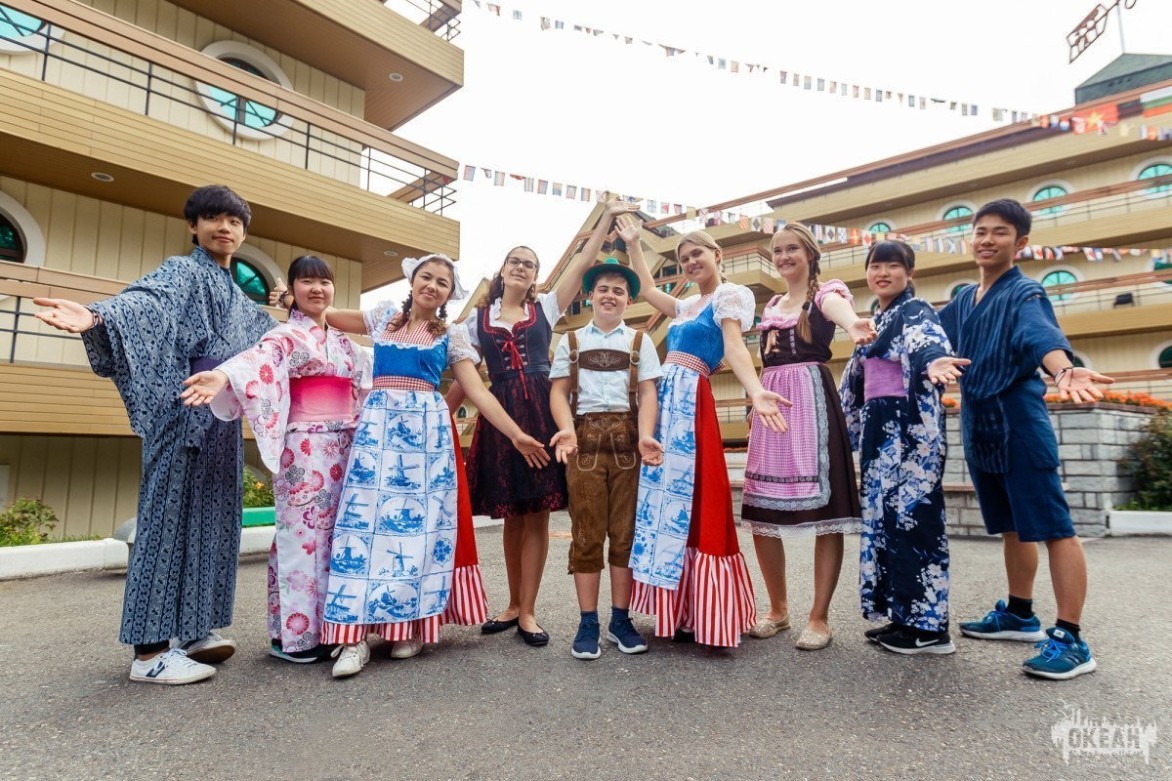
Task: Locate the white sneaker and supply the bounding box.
[129,648,216,685]
[331,641,370,678]
[389,637,424,659]
[176,632,237,664]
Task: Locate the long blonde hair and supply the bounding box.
[774,223,821,342]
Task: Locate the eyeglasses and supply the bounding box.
[505,257,538,271]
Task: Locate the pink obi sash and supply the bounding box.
[862,358,904,401]
[288,376,354,423]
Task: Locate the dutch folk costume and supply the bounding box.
[740,281,862,537]
[81,246,274,647]
[629,283,757,647]
[210,309,371,652]
[322,302,488,646]
[840,289,952,632]
[464,291,567,518]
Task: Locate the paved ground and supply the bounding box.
[1,514,1168,781]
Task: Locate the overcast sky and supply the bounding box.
[365,0,1172,308]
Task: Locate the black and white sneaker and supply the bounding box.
[864,622,899,643]
[129,648,216,685]
[878,628,956,655]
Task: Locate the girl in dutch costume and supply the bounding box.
[315,255,549,677]
[182,255,371,663]
[450,200,641,646]
[839,240,969,655]
[621,219,789,648]
[740,223,873,651]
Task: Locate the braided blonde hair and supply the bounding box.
[773,223,822,343]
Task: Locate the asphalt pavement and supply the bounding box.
[1,513,1168,781]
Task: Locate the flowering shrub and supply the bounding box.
[1043,390,1171,410]
[243,467,275,508]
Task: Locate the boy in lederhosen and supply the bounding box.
[550,258,663,660]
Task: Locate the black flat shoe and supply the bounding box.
[517,625,550,647]
[481,617,519,635]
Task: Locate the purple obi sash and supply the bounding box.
[289,376,354,423]
[863,358,904,401]
[190,356,222,374]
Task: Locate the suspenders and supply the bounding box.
[567,329,644,418]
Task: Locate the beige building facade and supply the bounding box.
[0,0,464,536]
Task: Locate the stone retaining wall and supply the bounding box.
[943,404,1154,539]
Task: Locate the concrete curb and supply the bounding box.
[0,538,129,580]
[1,516,507,581]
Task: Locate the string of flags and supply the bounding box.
[467,0,1028,123]
[467,0,1172,138]
[457,161,1170,263]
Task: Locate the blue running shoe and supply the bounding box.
[607,616,649,654]
[571,617,601,660]
[1023,627,1097,680]
[959,600,1046,641]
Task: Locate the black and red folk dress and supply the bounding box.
[464,292,569,519]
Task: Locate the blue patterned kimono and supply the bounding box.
[81,246,274,646]
[840,289,951,631]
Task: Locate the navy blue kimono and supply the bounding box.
[841,290,952,631]
[82,246,274,646]
[939,266,1075,542]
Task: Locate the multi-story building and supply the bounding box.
[0,0,464,537]
[533,56,1172,442]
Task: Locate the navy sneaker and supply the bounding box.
[959,600,1046,641]
[1023,627,1097,680]
[571,617,601,660]
[878,627,956,655]
[606,616,649,654]
[864,622,899,643]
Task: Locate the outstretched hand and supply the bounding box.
[512,432,552,469]
[751,389,792,433]
[549,428,578,464]
[927,356,970,386]
[33,297,95,333]
[1055,367,1114,404]
[846,318,877,346]
[180,370,229,406]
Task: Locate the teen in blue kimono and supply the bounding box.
[840,241,967,655]
[35,186,275,685]
[939,199,1112,681]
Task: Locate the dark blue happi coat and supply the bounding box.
[939,266,1071,474]
[82,246,274,645]
[840,290,952,631]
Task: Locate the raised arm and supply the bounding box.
[553,199,642,313]
[451,359,551,468]
[323,307,367,334]
[722,319,790,433]
[615,214,677,318]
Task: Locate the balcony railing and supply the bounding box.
[1,1,456,213]
[381,0,462,41]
